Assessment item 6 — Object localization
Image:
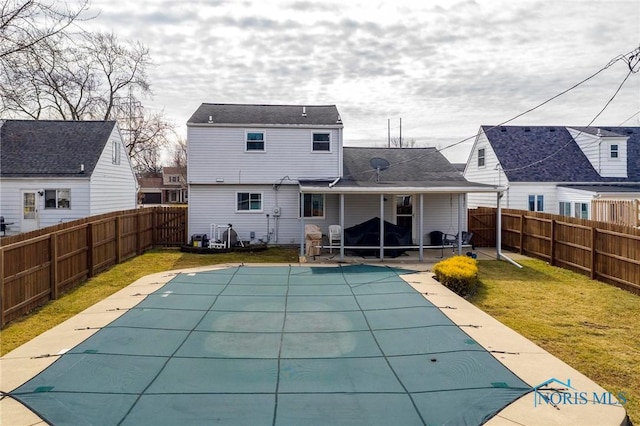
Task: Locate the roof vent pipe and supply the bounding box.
[302,106,307,117]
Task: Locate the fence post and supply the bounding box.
[590,226,597,280]
[136,210,142,255]
[50,232,58,300]
[550,219,556,266]
[152,207,158,246]
[115,216,122,264]
[87,223,94,278]
[519,212,524,254]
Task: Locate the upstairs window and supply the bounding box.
[237,192,262,212]
[45,189,71,209]
[246,131,265,151]
[312,132,331,152]
[528,195,544,212]
[610,144,619,159]
[477,148,486,167]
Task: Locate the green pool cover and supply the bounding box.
[9,265,531,425]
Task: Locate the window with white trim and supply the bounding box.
[610,144,619,159]
[301,194,325,218]
[246,131,265,151]
[559,202,571,216]
[477,148,485,167]
[574,202,588,219]
[236,192,262,211]
[45,189,71,209]
[528,195,544,212]
[312,132,331,152]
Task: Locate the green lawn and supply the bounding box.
[1,249,637,423]
[473,258,639,424]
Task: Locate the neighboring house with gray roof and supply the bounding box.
[0,120,137,234]
[187,103,500,260]
[464,125,640,220]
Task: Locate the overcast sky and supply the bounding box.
[86,0,640,162]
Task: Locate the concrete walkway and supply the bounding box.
[0,257,628,425]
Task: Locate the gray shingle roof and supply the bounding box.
[343,147,466,184]
[481,125,640,182]
[187,103,342,126]
[1,120,116,177]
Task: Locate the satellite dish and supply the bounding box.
[370,157,390,171]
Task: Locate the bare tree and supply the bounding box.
[0,31,151,120]
[0,0,89,59]
[169,137,188,188]
[389,136,417,148]
[0,27,174,171]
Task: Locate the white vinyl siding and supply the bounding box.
[89,127,137,215]
[188,126,342,184]
[465,133,507,208]
[0,178,90,232]
[568,128,628,178]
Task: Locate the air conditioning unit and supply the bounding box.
[272,207,281,216]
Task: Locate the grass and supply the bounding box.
[2,249,637,423]
[472,258,640,424]
[0,247,298,356]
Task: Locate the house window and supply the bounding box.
[610,144,619,159]
[477,148,485,167]
[44,189,71,209]
[574,202,588,219]
[559,202,571,216]
[246,131,265,151]
[112,140,121,165]
[312,132,331,152]
[302,194,325,218]
[528,195,544,212]
[237,192,262,211]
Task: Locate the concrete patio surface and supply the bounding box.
[0,254,629,425]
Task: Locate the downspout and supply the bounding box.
[496,191,522,268]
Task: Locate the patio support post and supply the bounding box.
[457,193,463,255]
[419,193,424,261]
[379,193,384,261]
[340,193,345,262]
[497,192,502,260]
[300,191,305,257]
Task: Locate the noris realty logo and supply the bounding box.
[533,378,628,408]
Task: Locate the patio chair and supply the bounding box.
[443,231,475,251]
[328,224,341,253]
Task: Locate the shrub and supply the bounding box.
[433,255,479,297]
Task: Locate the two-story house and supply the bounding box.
[0,120,137,234]
[187,103,501,260]
[464,126,640,219]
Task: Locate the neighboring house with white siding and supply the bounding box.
[464,125,640,219]
[0,120,137,234]
[187,103,500,259]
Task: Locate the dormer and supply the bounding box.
[567,127,628,178]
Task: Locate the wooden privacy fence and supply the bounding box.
[591,199,640,228]
[0,207,187,327]
[469,207,640,295]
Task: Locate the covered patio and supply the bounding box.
[299,179,504,262]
